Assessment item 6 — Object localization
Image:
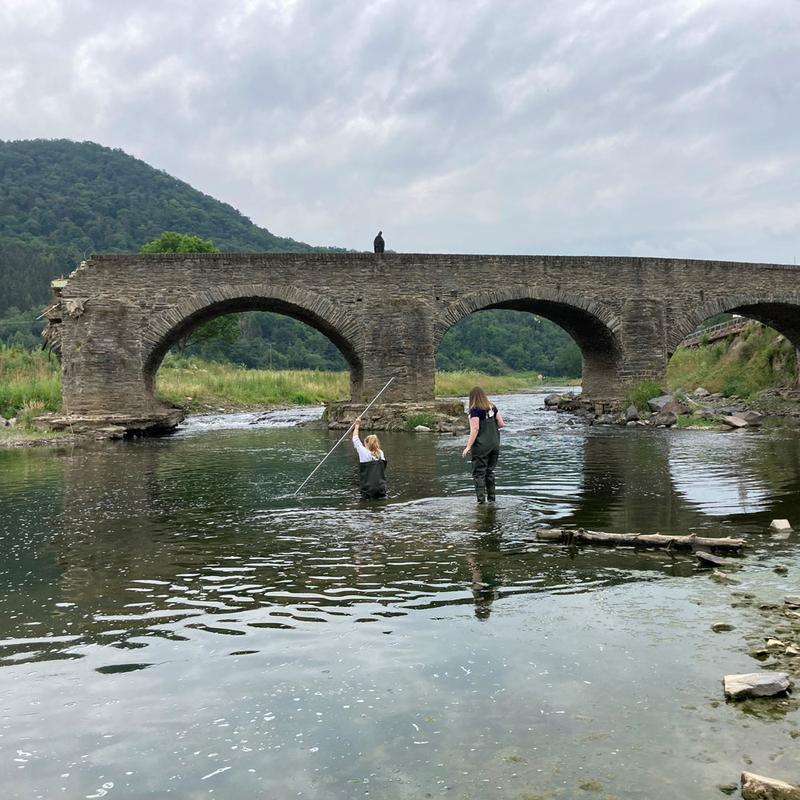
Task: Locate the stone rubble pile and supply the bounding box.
[544,387,767,430]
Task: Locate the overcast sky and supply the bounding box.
[2,0,798,261]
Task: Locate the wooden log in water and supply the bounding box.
[535,527,746,551]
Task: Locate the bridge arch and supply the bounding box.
[669,293,800,355]
[141,284,365,401]
[435,286,623,396]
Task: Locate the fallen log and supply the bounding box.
[535,527,746,552]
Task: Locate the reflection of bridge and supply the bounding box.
[47,253,800,429]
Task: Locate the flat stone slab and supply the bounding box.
[741,771,800,800]
[723,671,791,700]
[722,415,749,428]
[785,596,800,608]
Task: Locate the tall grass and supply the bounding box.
[0,345,61,419]
[156,356,349,408]
[435,370,548,396]
[0,346,573,420]
[157,361,552,409]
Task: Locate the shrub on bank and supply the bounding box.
[625,380,664,412]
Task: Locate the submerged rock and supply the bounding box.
[711,622,735,633]
[723,671,791,700]
[697,551,727,568]
[741,771,800,800]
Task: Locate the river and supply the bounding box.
[1,390,799,799]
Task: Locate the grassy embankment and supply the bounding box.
[666,323,797,398]
[0,346,559,438]
[624,322,798,417]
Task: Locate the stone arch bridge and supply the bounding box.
[45,253,800,430]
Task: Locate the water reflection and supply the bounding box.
[2,393,800,798]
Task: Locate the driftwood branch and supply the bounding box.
[536,527,746,552]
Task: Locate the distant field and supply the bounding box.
[0,347,562,421]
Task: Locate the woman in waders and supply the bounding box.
[461,386,505,503]
[352,417,388,500]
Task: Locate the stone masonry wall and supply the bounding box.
[53,253,800,425]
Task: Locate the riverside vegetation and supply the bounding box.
[0,345,549,443]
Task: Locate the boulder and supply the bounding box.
[413,425,432,432]
[723,671,791,700]
[786,646,799,657]
[647,394,673,412]
[625,405,639,422]
[661,398,689,415]
[8,417,16,427]
[652,410,678,427]
[712,569,739,584]
[770,519,792,532]
[0,416,8,427]
[692,387,710,398]
[722,415,749,429]
[785,596,800,608]
[741,771,800,800]
[595,413,616,425]
[543,393,560,407]
[743,410,764,425]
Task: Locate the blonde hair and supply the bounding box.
[468,386,491,411]
[364,434,382,459]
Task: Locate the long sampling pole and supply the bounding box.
[294,377,395,496]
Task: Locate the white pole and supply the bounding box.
[294,377,395,496]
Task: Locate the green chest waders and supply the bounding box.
[471,408,500,503]
[359,458,387,500]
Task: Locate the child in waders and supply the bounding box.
[352,417,388,500]
[461,386,505,503]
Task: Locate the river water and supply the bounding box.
[1,390,799,799]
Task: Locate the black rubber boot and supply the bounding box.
[474,478,486,504]
[486,477,496,503]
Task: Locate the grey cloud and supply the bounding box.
[0,0,798,260]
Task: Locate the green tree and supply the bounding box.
[140,232,239,351]
[140,231,219,254]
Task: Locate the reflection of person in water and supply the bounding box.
[466,510,503,620]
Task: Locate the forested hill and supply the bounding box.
[0,138,329,314]
[0,138,581,376]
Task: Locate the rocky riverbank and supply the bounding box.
[545,386,800,431]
